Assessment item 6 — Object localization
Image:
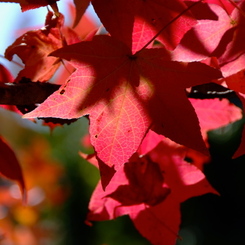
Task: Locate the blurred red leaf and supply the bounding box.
[0,137,26,199]
[0,64,14,83]
[68,2,98,40]
[5,11,65,82]
[72,0,91,28]
[0,64,21,114]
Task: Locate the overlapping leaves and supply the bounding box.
[85,131,218,245]
[24,35,222,183]
[1,0,245,245]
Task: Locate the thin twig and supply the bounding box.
[137,0,203,54]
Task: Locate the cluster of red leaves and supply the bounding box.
[82,97,240,244]
[0,0,245,244]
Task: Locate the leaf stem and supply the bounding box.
[137,0,203,54]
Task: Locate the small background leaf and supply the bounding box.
[0,136,26,199]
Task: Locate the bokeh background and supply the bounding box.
[0,1,245,244]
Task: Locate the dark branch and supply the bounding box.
[0,81,60,105]
[187,83,236,99]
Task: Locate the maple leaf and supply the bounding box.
[86,135,217,245]
[5,11,66,82]
[80,97,243,185]
[92,0,198,53]
[23,35,222,178]
[0,136,26,201]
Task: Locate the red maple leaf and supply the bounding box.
[80,96,242,185]
[23,35,222,181]
[86,135,217,245]
[92,0,198,52]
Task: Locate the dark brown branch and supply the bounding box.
[187,83,236,99]
[0,81,60,105]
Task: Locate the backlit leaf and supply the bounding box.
[24,36,222,180]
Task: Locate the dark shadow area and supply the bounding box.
[177,119,245,245]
